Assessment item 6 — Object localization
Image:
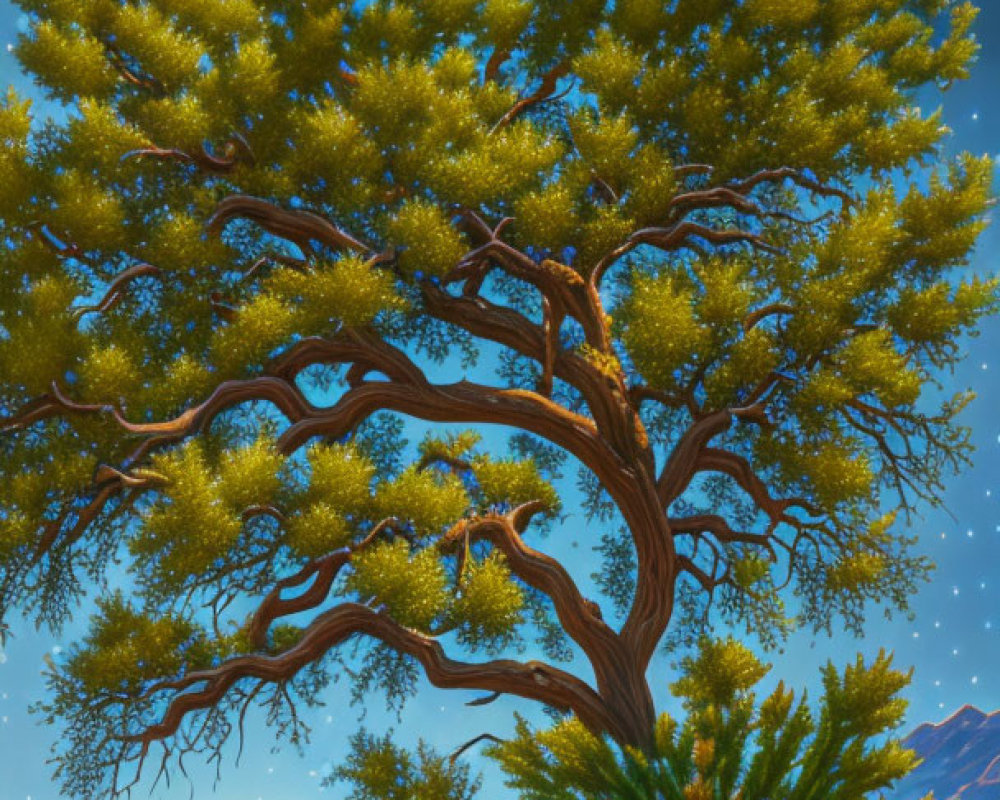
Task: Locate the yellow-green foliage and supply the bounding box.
[0,90,33,220]
[331,728,482,800]
[217,438,284,510]
[48,169,126,253]
[385,200,468,279]
[209,293,296,375]
[452,553,525,643]
[346,539,449,630]
[16,21,117,101]
[285,503,352,559]
[472,456,560,514]
[78,343,141,400]
[267,257,406,332]
[0,274,83,395]
[373,467,469,535]
[619,272,711,390]
[306,442,376,513]
[129,441,243,579]
[418,430,482,464]
[0,511,35,559]
[487,638,921,800]
[68,594,199,692]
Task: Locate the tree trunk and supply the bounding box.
[594,655,658,753]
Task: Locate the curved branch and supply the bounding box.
[655,409,734,506]
[695,447,822,526]
[743,302,795,333]
[72,264,162,320]
[128,603,626,750]
[247,517,401,648]
[206,195,371,255]
[438,511,620,670]
[669,513,776,559]
[484,49,510,82]
[592,221,780,290]
[727,167,855,208]
[491,62,570,134]
[121,135,255,175]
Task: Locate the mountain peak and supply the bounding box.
[894,706,1000,800]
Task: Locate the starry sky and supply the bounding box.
[1,3,1000,799]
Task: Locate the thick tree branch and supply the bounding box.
[206,195,371,256]
[127,603,627,751]
[655,409,735,506]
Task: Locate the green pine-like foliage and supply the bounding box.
[485,638,930,800]
[334,638,930,800]
[0,0,994,796]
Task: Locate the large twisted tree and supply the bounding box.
[0,0,995,795]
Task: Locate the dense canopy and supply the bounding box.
[0,0,995,795]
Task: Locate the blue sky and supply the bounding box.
[1,2,1000,799]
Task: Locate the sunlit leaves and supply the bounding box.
[210,293,295,375]
[385,200,468,279]
[0,274,83,395]
[130,441,243,579]
[15,21,116,101]
[285,503,352,558]
[472,456,561,514]
[267,257,406,331]
[619,272,710,391]
[482,0,533,49]
[452,553,525,650]
[67,594,199,692]
[373,467,469,536]
[346,539,449,630]
[329,728,481,800]
[305,442,376,514]
[672,638,769,709]
[49,169,126,253]
[217,437,284,510]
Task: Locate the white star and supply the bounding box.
[935,621,941,628]
[973,112,980,120]
[972,676,979,684]
[967,529,975,538]
[953,587,960,596]
[953,648,960,656]
[913,631,920,638]
[934,680,941,686]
